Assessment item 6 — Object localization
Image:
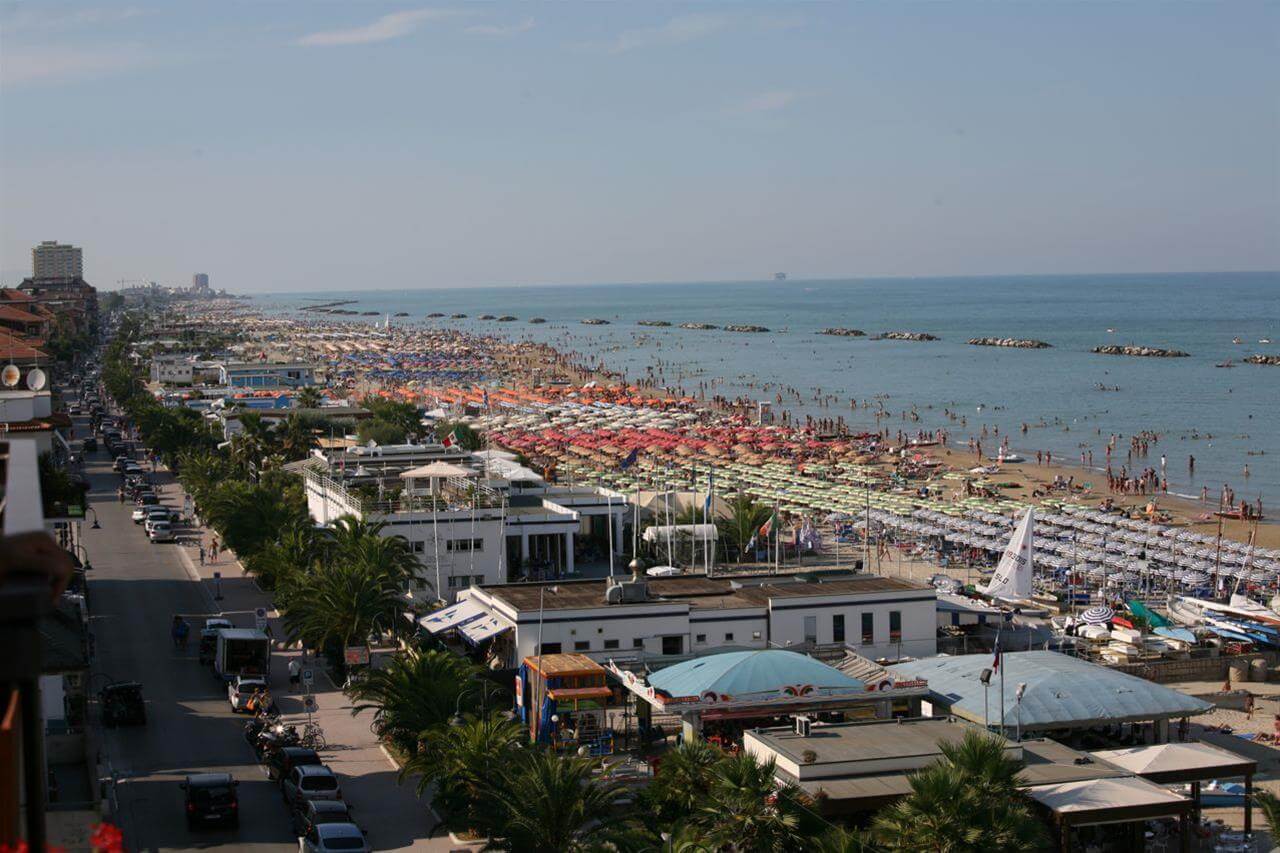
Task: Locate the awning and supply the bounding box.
[458,613,512,645]
[417,600,484,634]
[1028,776,1189,825]
[400,462,476,479]
[548,686,613,701]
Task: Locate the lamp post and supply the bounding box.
[980,667,992,732]
[85,506,101,530]
[1015,682,1027,742]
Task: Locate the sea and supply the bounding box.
[263,272,1279,505]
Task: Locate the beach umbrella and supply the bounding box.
[1080,605,1114,625]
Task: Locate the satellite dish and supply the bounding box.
[1,364,19,388]
[26,368,47,391]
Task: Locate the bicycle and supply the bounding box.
[299,723,326,750]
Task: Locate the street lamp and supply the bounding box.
[85,506,100,530]
[1015,682,1028,742]
[979,668,993,732]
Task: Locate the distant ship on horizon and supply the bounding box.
[774,272,787,281]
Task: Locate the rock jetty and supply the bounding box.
[497,315,517,322]
[680,322,718,330]
[724,324,769,333]
[637,320,672,327]
[479,314,496,320]
[393,312,409,317]
[450,313,467,319]
[968,337,1052,349]
[1244,354,1280,365]
[426,312,445,318]
[871,331,938,341]
[819,328,866,337]
[581,318,610,325]
[1092,345,1189,358]
[528,317,546,324]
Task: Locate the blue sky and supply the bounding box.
[1,1,1276,292]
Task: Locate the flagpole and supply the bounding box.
[998,628,1006,735]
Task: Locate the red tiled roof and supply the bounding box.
[0,288,35,303]
[0,330,49,360]
[0,304,46,324]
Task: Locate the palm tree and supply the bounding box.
[245,526,325,595]
[346,649,481,755]
[328,515,424,594]
[1254,789,1280,843]
[718,494,771,562]
[490,751,633,852]
[870,731,1047,852]
[230,411,278,480]
[281,555,405,667]
[294,385,323,409]
[645,739,727,825]
[278,413,319,461]
[694,752,814,852]
[405,712,526,835]
[201,480,309,558]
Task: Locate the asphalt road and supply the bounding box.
[82,431,298,852]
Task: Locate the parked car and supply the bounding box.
[148,521,175,543]
[181,773,239,829]
[145,506,180,523]
[268,746,322,783]
[136,493,159,508]
[131,507,150,524]
[82,437,97,452]
[282,765,342,808]
[291,798,357,837]
[113,456,129,472]
[227,676,268,713]
[299,822,368,853]
[124,463,145,476]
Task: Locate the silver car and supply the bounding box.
[299,822,368,853]
[283,765,342,808]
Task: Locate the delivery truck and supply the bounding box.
[213,628,271,682]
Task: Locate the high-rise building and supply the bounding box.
[32,241,83,281]
[192,273,210,292]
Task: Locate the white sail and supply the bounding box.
[984,509,1034,601]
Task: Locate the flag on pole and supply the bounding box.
[482,388,490,409]
[991,631,1002,673]
[704,471,713,514]
[442,427,462,448]
[759,512,777,538]
[619,448,639,470]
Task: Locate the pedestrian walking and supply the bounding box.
[198,544,205,566]
[288,658,301,691]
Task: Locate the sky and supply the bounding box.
[1,2,1277,293]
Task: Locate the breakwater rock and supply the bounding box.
[1092,345,1189,358]
[479,314,496,320]
[872,331,938,341]
[426,312,445,318]
[638,320,672,327]
[680,322,718,330]
[724,324,769,333]
[969,337,1052,349]
[497,315,517,322]
[450,313,467,319]
[393,312,409,317]
[1245,354,1280,365]
[581,318,610,325]
[819,328,866,337]
[528,317,546,324]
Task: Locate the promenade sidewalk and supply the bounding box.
[157,466,459,851]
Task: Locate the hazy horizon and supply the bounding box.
[3,1,1277,293]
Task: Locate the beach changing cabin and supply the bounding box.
[517,653,614,754]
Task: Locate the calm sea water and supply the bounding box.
[263,272,1279,502]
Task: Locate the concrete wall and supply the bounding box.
[1113,651,1276,685]
[767,595,937,660]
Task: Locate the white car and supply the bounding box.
[131,507,149,524]
[227,677,268,712]
[299,822,369,853]
[147,521,174,542]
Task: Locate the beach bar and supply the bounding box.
[517,653,615,754]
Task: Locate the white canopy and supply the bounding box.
[400,461,476,480]
[1028,776,1188,818]
[642,524,719,543]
